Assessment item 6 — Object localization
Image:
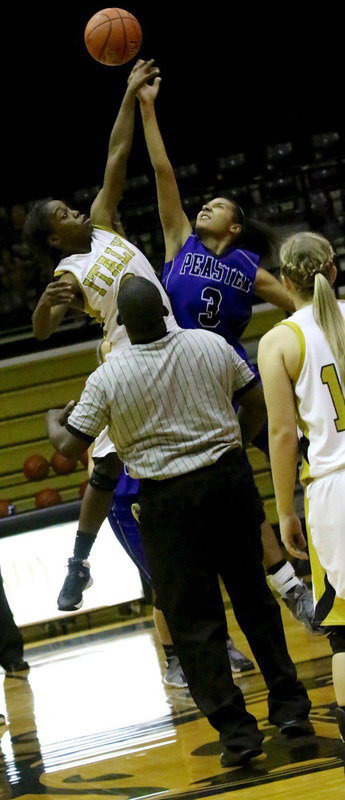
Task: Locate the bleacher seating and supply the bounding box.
[0,344,97,515]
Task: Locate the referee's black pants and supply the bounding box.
[0,568,24,668]
[139,448,311,751]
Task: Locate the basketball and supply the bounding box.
[80,450,89,468]
[84,8,142,66]
[23,454,50,481]
[0,499,11,519]
[35,488,62,509]
[51,452,77,475]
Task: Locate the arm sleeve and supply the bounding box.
[66,368,111,442]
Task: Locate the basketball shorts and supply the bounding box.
[108,469,150,582]
[305,468,345,625]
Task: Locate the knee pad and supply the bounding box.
[328,626,345,654]
[90,456,121,493]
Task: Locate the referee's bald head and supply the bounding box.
[117,276,169,341]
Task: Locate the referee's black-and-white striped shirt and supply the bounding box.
[67,329,257,480]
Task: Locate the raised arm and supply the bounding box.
[253,267,295,313]
[90,59,160,231]
[137,80,192,261]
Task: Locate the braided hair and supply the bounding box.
[280,232,345,387]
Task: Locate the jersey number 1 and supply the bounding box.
[321,363,345,432]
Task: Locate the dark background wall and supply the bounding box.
[1,2,343,204]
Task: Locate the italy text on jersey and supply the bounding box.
[82,233,136,296]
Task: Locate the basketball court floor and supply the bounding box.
[1,598,344,800]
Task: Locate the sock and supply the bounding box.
[267,559,287,576]
[73,531,97,561]
[163,644,176,662]
[267,560,302,598]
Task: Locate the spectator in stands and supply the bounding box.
[0,248,31,326]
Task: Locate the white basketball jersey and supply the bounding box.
[279,301,345,483]
[54,225,177,349]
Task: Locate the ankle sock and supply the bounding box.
[267,560,302,598]
[73,531,97,561]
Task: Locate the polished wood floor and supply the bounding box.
[1,599,344,800]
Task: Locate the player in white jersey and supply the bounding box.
[24,59,192,687]
[258,231,345,743]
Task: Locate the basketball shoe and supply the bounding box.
[282,582,323,633]
[57,558,93,611]
[164,655,188,688]
[227,637,255,673]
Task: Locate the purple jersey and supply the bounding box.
[162,234,259,360]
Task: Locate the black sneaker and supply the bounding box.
[279,718,315,737]
[57,558,93,611]
[220,745,263,767]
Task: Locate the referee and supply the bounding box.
[47,276,312,768]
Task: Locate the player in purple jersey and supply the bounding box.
[137,74,319,633]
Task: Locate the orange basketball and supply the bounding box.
[80,450,89,469]
[0,499,11,519]
[51,452,77,475]
[23,454,50,481]
[35,488,62,509]
[79,480,89,499]
[84,7,142,66]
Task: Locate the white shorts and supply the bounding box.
[306,468,345,600]
[92,426,116,459]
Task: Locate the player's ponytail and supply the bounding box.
[237,217,278,265]
[226,199,279,265]
[281,232,345,387]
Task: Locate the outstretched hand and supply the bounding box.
[136,73,161,104]
[127,58,160,96]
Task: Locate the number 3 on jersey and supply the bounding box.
[198,286,222,328]
[321,363,345,432]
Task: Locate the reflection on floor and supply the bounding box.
[0,601,344,800]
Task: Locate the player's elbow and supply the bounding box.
[269,423,296,447]
[59,438,81,459]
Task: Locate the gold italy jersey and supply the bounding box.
[54,225,177,348]
[279,301,345,485]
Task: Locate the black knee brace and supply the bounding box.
[328,626,345,655]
